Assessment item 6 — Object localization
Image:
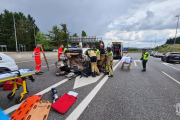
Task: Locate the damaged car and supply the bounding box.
[55,48,94,78]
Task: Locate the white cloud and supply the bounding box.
[103,0,180,48]
[0,0,180,48]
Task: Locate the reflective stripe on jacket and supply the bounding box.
[34,48,41,57]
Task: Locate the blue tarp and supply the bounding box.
[0,108,9,120]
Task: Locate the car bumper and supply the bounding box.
[169,59,180,62]
[9,65,18,71]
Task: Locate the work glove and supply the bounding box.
[32,55,35,58]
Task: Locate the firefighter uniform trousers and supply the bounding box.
[98,54,105,66]
[95,49,100,74]
[106,57,113,75]
[89,51,99,73]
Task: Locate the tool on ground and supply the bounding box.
[51,93,77,114]
[51,88,59,103]
[0,69,36,104]
[10,95,42,120]
[25,101,51,120]
[40,46,49,70]
[65,72,77,80]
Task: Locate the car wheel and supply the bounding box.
[164,58,169,63]
[161,57,164,61]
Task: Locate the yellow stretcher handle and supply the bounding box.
[0,73,35,83]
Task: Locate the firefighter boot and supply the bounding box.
[108,74,113,77]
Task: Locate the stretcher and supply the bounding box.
[121,57,132,70]
[121,62,131,69]
[0,69,37,104]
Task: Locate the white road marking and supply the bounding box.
[73,73,104,89]
[16,57,57,63]
[66,54,129,120]
[4,79,68,114]
[162,71,180,85]
[73,60,119,89]
[41,64,55,68]
[134,60,141,66]
[162,63,180,71]
[113,60,119,62]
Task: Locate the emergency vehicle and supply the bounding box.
[111,42,123,59]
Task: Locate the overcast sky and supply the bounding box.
[0,0,180,48]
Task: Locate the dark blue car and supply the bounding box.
[161,52,180,63]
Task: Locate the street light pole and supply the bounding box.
[154,34,157,50]
[13,14,18,52]
[34,24,36,46]
[173,15,179,52]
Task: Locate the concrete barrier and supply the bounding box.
[3,52,58,61]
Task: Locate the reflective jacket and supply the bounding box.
[99,48,105,54]
[106,50,113,57]
[143,52,149,60]
[95,49,100,56]
[34,48,41,58]
[64,48,67,52]
[58,47,63,58]
[88,50,96,57]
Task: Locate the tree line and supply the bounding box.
[0,10,104,51]
[165,36,180,44]
[0,9,39,51]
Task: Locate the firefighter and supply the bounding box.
[63,44,71,52]
[105,45,113,77]
[92,45,100,75]
[98,43,105,71]
[141,49,149,72]
[58,44,64,61]
[87,47,97,77]
[32,44,42,74]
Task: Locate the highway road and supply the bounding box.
[1,53,180,120]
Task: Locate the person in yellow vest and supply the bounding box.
[63,44,71,52]
[92,45,100,75]
[87,48,98,77]
[105,45,113,77]
[141,49,149,72]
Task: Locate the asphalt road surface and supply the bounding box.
[1,53,180,120]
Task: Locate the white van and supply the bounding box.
[0,53,18,72]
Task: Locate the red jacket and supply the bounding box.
[58,47,63,58]
[34,48,41,58]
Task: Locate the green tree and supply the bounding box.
[73,33,78,37]
[81,30,87,36]
[36,31,53,50]
[0,9,39,51]
[60,23,70,46]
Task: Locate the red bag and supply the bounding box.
[3,78,23,91]
[51,93,77,114]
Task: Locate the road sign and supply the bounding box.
[0,45,7,52]
[123,48,128,50]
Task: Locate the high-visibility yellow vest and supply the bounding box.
[88,50,96,57]
[143,52,149,60]
[106,51,113,57]
[95,49,100,56]
[64,48,67,52]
